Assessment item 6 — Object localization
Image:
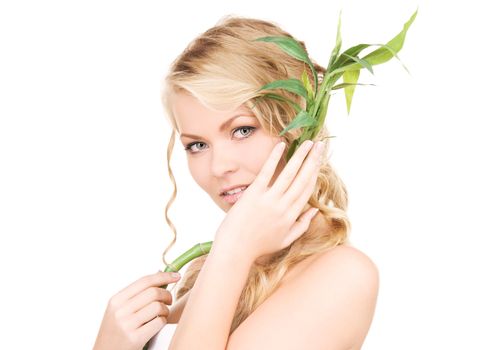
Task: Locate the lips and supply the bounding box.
[220,184,249,196]
[220,186,248,204]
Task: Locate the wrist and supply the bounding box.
[210,237,256,267]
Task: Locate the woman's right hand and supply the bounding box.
[93,271,181,350]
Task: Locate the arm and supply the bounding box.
[168,242,253,349]
[165,290,191,324]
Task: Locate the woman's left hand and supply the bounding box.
[213,139,325,262]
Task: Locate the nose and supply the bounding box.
[210,142,239,178]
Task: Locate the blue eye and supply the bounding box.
[233,126,255,138]
[184,126,256,154]
[184,142,207,153]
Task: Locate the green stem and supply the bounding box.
[143,241,213,349]
[160,241,213,285]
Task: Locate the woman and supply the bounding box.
[94,15,379,350]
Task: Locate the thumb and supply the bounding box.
[160,271,181,289]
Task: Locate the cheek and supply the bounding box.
[242,136,284,175]
[238,146,269,173]
[187,159,209,191]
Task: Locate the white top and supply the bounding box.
[147,323,177,350]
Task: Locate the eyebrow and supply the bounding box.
[179,115,254,139]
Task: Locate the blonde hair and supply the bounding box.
[160,15,351,334]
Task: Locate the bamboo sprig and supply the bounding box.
[159,242,212,287]
[144,10,417,348]
[254,9,417,161]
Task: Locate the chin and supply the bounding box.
[214,197,230,212]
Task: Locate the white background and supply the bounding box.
[1,0,502,349]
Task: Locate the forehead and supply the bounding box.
[172,92,253,129]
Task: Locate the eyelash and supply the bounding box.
[184,126,257,154]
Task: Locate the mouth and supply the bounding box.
[220,185,249,204]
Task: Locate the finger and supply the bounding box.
[269,140,314,196]
[282,141,324,208]
[250,141,286,190]
[112,272,180,305]
[135,315,168,348]
[291,155,322,215]
[128,300,170,330]
[118,287,173,318]
[281,207,319,248]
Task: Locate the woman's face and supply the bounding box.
[172,92,286,212]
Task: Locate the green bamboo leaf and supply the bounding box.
[321,135,337,140]
[341,53,374,74]
[343,69,360,114]
[258,78,308,100]
[254,36,318,93]
[366,43,410,74]
[336,10,417,73]
[254,36,310,63]
[256,93,302,113]
[327,10,343,73]
[279,110,317,136]
[301,68,314,102]
[331,82,375,90]
[326,42,408,76]
[362,9,417,65]
[330,43,371,72]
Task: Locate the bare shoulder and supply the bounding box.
[303,244,380,347]
[309,244,380,317]
[226,244,379,349]
[283,243,379,295]
[314,244,379,284]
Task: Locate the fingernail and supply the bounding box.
[310,208,319,218]
[314,141,324,154]
[171,272,181,278]
[305,140,314,148]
